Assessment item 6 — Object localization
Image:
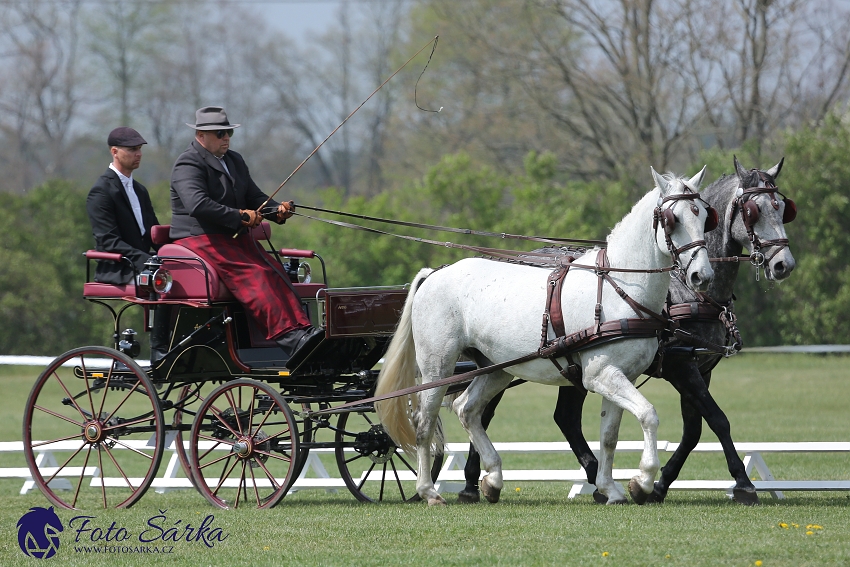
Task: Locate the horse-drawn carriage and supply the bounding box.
[22,221,445,510]
[22,158,797,510]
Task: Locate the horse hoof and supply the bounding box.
[481,476,501,503]
[628,479,649,505]
[732,487,760,506]
[607,497,628,505]
[427,495,447,506]
[457,489,480,504]
[644,484,667,504]
[592,490,608,504]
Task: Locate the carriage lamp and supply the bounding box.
[152,268,173,294]
[137,257,172,298]
[118,328,141,358]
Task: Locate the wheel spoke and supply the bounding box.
[78,356,98,428]
[390,458,406,501]
[102,380,144,425]
[356,461,377,491]
[50,371,89,423]
[71,446,93,509]
[43,442,87,487]
[252,448,292,464]
[100,442,135,491]
[96,444,108,508]
[101,414,158,432]
[252,457,283,490]
[223,389,243,435]
[31,430,86,448]
[31,405,84,430]
[105,437,155,460]
[395,452,417,474]
[210,456,240,498]
[207,405,242,439]
[245,459,262,507]
[95,363,115,420]
[197,450,239,471]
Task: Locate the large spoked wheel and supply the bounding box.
[189,379,299,509]
[334,409,443,503]
[22,347,165,510]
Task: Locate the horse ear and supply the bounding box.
[650,166,668,194]
[689,165,707,190]
[766,157,784,180]
[733,155,748,180]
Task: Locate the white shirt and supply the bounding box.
[109,163,146,236]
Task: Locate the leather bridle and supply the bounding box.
[653,186,719,276]
[728,170,796,272]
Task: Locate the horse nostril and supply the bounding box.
[690,272,703,288]
[773,261,785,277]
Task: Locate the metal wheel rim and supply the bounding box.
[188,379,299,509]
[22,346,165,510]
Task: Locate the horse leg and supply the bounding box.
[414,385,450,506]
[652,361,758,505]
[595,398,628,504]
[459,388,506,504]
[553,386,598,485]
[586,365,659,505]
[453,372,513,503]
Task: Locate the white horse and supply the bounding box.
[375,167,716,505]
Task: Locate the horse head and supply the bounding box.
[730,156,796,281]
[650,166,716,292]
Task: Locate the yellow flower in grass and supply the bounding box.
[602,551,609,557]
[755,561,763,567]
[792,523,799,528]
[778,522,789,529]
[806,524,824,530]
[806,531,814,536]
[516,487,521,493]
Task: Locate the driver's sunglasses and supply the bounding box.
[214,129,234,139]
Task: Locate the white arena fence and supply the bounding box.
[3,347,849,499]
[2,438,849,499]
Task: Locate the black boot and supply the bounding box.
[275,326,325,359]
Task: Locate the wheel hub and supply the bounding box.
[353,425,395,464]
[84,421,103,443]
[233,438,253,458]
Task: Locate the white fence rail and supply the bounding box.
[4,439,849,499]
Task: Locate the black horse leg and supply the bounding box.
[553,386,598,485]
[458,389,506,503]
[648,358,758,505]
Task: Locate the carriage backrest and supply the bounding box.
[151,222,272,246]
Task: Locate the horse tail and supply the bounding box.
[375,267,433,454]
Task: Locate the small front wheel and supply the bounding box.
[189,379,299,509]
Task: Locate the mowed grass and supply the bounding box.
[0,353,848,566]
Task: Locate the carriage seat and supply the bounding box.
[151,224,326,303]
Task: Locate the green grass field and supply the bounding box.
[1,353,848,566]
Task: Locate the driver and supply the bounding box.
[169,106,323,360]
